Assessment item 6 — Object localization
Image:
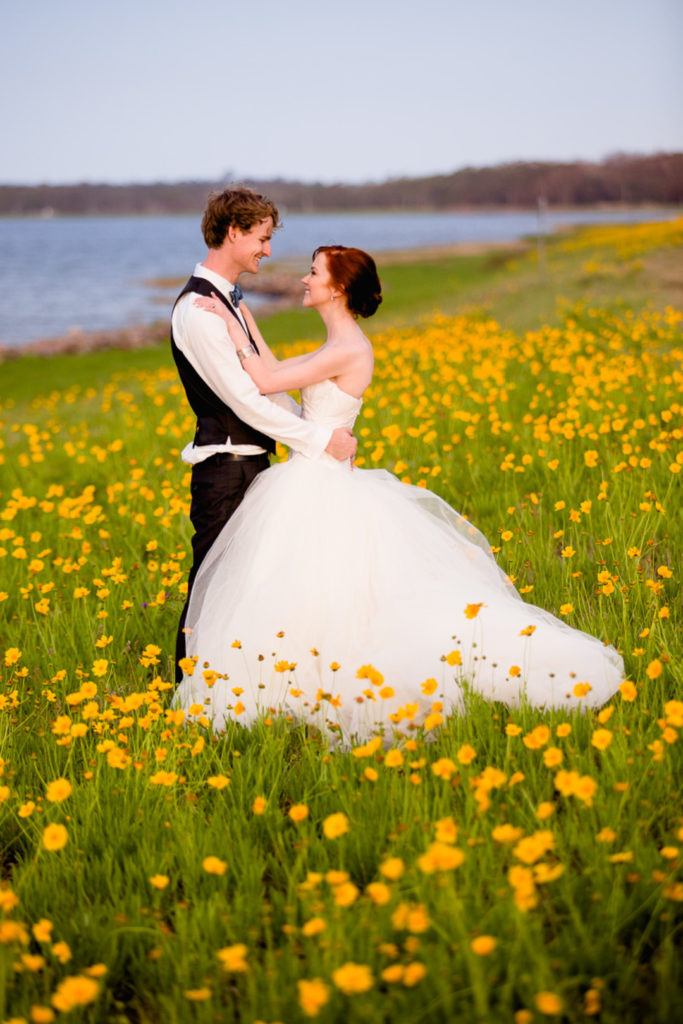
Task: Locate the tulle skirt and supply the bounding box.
[174,456,624,743]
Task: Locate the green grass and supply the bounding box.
[0,220,681,1023]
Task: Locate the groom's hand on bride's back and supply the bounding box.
[326,428,357,462]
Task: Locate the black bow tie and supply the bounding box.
[229,284,243,307]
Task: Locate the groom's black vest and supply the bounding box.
[170,276,276,453]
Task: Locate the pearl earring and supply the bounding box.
[330,292,335,302]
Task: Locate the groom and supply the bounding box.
[171,186,356,683]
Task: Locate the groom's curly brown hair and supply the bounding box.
[202,187,281,249]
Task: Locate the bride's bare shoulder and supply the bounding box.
[333,323,373,353]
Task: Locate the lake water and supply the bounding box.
[0,207,679,346]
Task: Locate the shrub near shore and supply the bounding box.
[0,224,682,1022]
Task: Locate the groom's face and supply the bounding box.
[230,218,274,276]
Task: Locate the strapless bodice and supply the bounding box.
[301,379,363,431]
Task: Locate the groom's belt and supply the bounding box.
[206,451,270,464]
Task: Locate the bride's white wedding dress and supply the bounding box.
[175,379,624,741]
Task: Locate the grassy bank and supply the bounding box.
[3,217,681,404]
[0,220,681,1023]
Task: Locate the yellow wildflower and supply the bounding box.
[431,757,457,779]
[323,813,349,839]
[534,991,563,1016]
[298,978,330,1017]
[42,824,68,852]
[51,975,99,1012]
[366,882,391,905]
[217,943,248,972]
[513,831,555,865]
[202,856,227,876]
[183,988,211,1001]
[207,775,230,789]
[543,747,563,767]
[301,917,326,936]
[380,857,405,880]
[45,778,72,803]
[470,935,497,955]
[492,824,524,843]
[32,920,53,943]
[591,729,613,751]
[457,744,477,764]
[332,962,374,995]
[417,842,465,873]
[333,881,359,907]
[646,659,663,680]
[402,962,427,986]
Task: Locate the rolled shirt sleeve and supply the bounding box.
[267,391,303,416]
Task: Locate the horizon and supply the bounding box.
[2,149,680,191]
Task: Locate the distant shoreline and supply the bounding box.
[2,153,681,217]
[0,239,527,362]
[0,201,679,222]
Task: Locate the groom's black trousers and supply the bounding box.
[175,452,270,684]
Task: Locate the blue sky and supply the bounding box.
[2,0,681,185]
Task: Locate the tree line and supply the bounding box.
[1,153,681,216]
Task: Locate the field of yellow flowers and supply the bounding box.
[0,221,681,1023]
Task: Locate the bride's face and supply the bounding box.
[301,253,336,309]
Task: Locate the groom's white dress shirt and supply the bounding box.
[172,264,331,464]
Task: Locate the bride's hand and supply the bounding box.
[194,292,248,349]
[194,292,232,324]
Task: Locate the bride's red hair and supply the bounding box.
[313,245,382,318]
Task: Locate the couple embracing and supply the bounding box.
[171,187,623,745]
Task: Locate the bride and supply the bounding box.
[174,245,624,742]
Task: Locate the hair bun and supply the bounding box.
[354,290,383,318]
